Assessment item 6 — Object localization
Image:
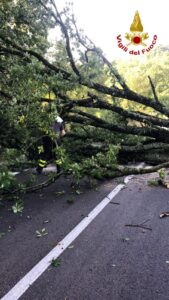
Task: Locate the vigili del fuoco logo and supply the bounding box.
[116,11,157,55]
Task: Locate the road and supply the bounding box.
[0,172,169,300]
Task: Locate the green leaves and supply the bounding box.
[147,179,159,187]
[12,200,24,214]
[70,163,83,185]
[0,167,17,191]
[51,258,61,267]
[158,168,166,180]
[70,145,119,183]
[35,228,48,238]
[117,46,169,107]
[55,191,65,197]
[75,190,83,195]
[0,232,5,239]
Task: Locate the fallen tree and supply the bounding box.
[0,0,169,192]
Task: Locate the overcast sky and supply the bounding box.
[52,0,169,59]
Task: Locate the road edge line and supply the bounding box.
[1,175,133,300]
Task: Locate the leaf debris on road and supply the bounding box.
[36,228,48,238]
[75,190,83,195]
[68,245,74,249]
[12,201,24,214]
[55,191,65,197]
[160,212,169,218]
[51,258,61,267]
[122,237,130,242]
[0,232,5,238]
[43,220,49,224]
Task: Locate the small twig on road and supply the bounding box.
[110,201,120,205]
[125,224,152,231]
[125,219,152,231]
[139,218,151,225]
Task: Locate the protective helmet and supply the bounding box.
[56,116,63,123]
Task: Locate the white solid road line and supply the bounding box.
[1,175,133,300]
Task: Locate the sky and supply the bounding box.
[51,0,169,60]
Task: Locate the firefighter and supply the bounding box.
[36,116,66,174]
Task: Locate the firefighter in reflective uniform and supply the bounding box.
[36,116,65,174]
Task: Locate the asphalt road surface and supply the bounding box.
[0,172,169,300]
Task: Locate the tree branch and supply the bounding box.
[71,14,128,90]
[148,75,159,103]
[0,35,71,79]
[40,0,81,78]
[66,111,169,142]
[67,94,169,127]
[0,45,31,62]
[0,171,64,195]
[1,32,169,118]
